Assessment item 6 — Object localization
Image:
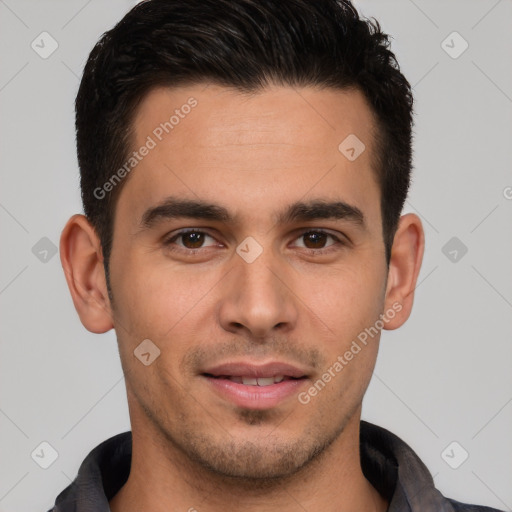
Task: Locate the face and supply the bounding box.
[108,84,390,480]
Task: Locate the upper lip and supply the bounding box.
[202,361,308,379]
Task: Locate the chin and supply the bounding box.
[179,421,344,484]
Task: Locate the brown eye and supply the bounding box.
[164,230,218,251]
[302,231,329,249]
[180,231,206,249]
[294,230,340,251]
[291,229,347,255]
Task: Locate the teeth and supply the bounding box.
[256,377,275,386]
[228,375,287,386]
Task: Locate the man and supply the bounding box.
[50,0,503,510]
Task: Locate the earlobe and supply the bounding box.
[59,214,114,333]
[383,213,425,330]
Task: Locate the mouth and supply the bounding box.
[200,361,309,409]
[203,374,301,386]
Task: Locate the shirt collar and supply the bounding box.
[359,421,454,511]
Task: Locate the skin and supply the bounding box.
[60,84,424,512]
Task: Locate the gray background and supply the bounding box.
[0,0,511,510]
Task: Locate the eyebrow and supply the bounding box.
[139,196,365,230]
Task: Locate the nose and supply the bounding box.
[218,247,299,340]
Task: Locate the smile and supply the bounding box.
[206,375,297,386]
[201,361,309,409]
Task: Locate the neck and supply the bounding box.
[110,402,386,512]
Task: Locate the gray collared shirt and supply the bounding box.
[48,421,503,512]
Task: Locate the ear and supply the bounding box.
[59,214,114,333]
[383,213,425,330]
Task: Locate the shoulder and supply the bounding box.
[448,498,505,512]
[360,421,506,512]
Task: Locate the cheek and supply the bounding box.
[110,251,223,345]
[296,259,386,395]
[298,259,386,332]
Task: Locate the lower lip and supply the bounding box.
[203,376,307,409]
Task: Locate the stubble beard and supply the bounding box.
[147,402,354,489]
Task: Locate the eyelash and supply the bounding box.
[162,228,347,256]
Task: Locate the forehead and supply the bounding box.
[132,83,377,157]
[118,83,381,230]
